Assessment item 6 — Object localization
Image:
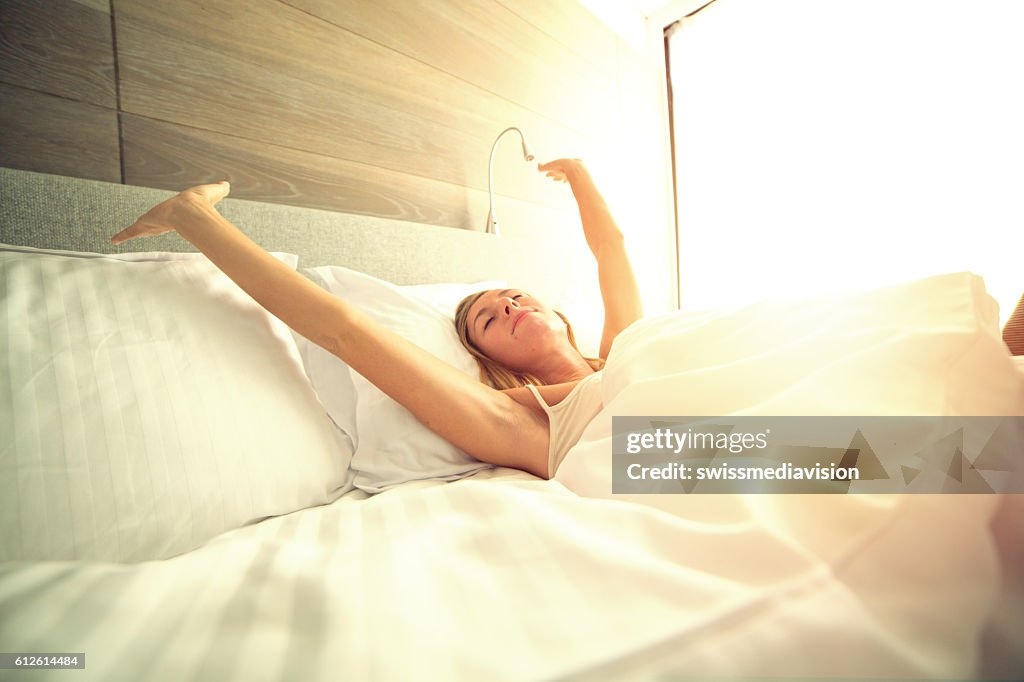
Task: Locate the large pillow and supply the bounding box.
[296,266,504,493]
[0,244,354,563]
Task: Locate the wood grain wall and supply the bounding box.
[0,0,676,312]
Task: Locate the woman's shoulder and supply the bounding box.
[503,371,602,411]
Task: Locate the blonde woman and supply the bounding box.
[112,158,642,480]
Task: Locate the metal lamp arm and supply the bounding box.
[486,127,534,236]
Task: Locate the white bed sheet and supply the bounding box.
[0,466,1010,681]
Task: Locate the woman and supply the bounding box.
[112,158,642,480]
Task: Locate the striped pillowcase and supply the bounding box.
[0,245,354,562]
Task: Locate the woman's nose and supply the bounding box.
[501,297,519,316]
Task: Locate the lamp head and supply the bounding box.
[521,141,535,162]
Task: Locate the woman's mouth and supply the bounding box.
[512,310,532,333]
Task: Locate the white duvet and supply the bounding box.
[559,271,1023,500]
[552,270,1024,677]
[1,271,1021,680]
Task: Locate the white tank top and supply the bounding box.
[525,371,604,478]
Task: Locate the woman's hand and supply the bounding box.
[111,180,231,245]
[537,158,586,184]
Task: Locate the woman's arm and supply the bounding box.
[539,159,643,358]
[112,182,552,478]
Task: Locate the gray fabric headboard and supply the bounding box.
[0,167,565,291]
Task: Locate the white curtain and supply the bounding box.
[668,0,1023,327]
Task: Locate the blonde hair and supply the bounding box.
[454,289,605,390]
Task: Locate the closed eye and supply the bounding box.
[482,293,524,332]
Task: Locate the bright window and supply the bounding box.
[667,0,1023,326]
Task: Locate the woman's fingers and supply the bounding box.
[110,217,152,245]
[109,227,132,245]
[110,218,169,245]
[185,180,231,206]
[537,158,582,170]
[537,159,581,183]
[110,180,230,245]
[538,162,566,182]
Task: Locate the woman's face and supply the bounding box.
[465,289,568,372]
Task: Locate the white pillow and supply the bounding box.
[0,244,355,562]
[297,266,504,493]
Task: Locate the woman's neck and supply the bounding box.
[532,348,595,386]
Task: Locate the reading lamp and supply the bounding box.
[485,127,534,236]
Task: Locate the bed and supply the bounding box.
[1,166,1022,681]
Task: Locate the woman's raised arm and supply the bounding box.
[112,182,552,478]
[538,159,643,358]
